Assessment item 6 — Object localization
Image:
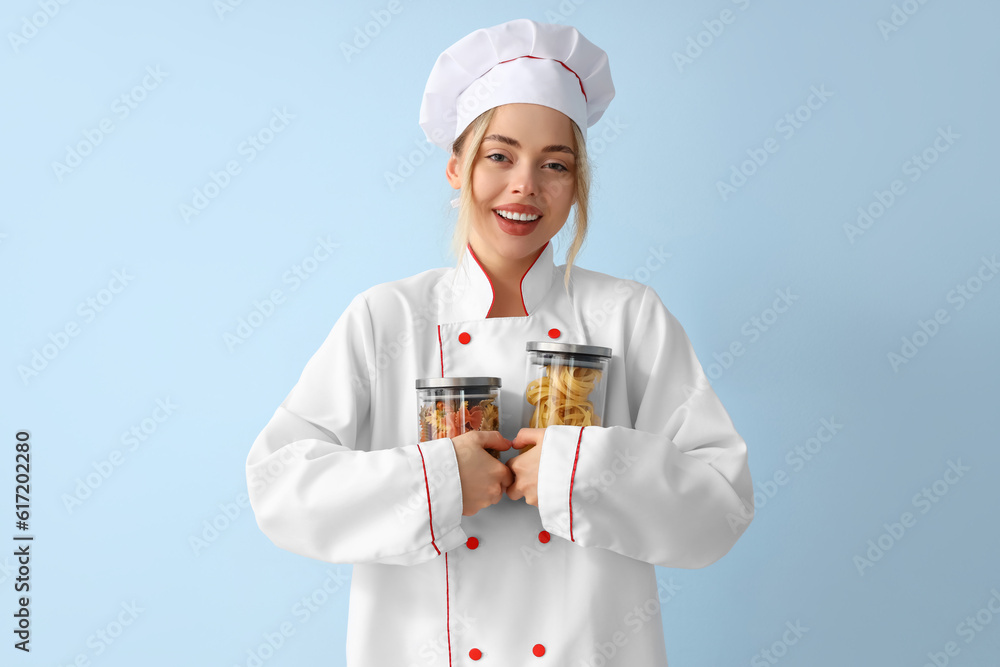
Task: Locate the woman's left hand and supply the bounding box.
[506,428,544,506]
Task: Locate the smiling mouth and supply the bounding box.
[493,209,542,222]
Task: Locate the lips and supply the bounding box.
[493,203,543,217]
[493,210,539,236]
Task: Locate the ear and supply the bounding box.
[445,153,462,190]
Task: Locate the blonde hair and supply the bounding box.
[449,106,591,292]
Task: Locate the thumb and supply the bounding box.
[483,430,512,450]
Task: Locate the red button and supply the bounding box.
[458,332,471,344]
[533,643,546,657]
[547,328,561,339]
[469,648,482,660]
[538,531,550,544]
[466,537,479,550]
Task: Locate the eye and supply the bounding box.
[486,153,570,171]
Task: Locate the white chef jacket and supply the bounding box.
[246,240,754,666]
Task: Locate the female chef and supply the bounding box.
[246,18,754,666]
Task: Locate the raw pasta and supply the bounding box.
[525,365,603,430]
[419,396,501,458]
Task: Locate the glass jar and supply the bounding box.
[416,377,503,459]
[521,342,612,451]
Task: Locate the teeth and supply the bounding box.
[495,209,540,222]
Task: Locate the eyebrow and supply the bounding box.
[483,134,576,157]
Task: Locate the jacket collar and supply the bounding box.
[443,241,557,322]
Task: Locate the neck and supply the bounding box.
[468,241,545,293]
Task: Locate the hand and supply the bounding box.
[506,428,544,506]
[452,431,514,516]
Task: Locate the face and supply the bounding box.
[446,103,577,268]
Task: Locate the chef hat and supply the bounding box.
[419,18,615,152]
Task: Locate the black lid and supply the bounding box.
[415,376,502,389]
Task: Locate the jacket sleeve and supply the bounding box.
[246,292,467,566]
[535,284,754,569]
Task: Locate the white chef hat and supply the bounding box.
[419,18,615,153]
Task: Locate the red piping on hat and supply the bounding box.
[495,54,588,101]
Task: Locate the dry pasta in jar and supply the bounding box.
[416,377,502,459]
[520,342,611,451]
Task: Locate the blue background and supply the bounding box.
[2,1,998,665]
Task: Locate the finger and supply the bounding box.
[507,483,523,501]
[486,431,513,450]
[512,428,543,449]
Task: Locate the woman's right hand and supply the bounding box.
[451,431,514,516]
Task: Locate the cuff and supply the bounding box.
[419,437,467,554]
[536,425,587,543]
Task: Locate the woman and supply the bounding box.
[246,18,754,666]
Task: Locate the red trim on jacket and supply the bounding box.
[437,324,445,376]
[416,444,441,555]
[518,242,548,316]
[467,241,549,317]
[466,244,497,317]
[569,426,586,542]
[446,553,453,665]
[435,327,452,664]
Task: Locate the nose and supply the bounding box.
[510,161,538,196]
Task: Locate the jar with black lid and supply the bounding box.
[520,342,611,451]
[416,377,502,459]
